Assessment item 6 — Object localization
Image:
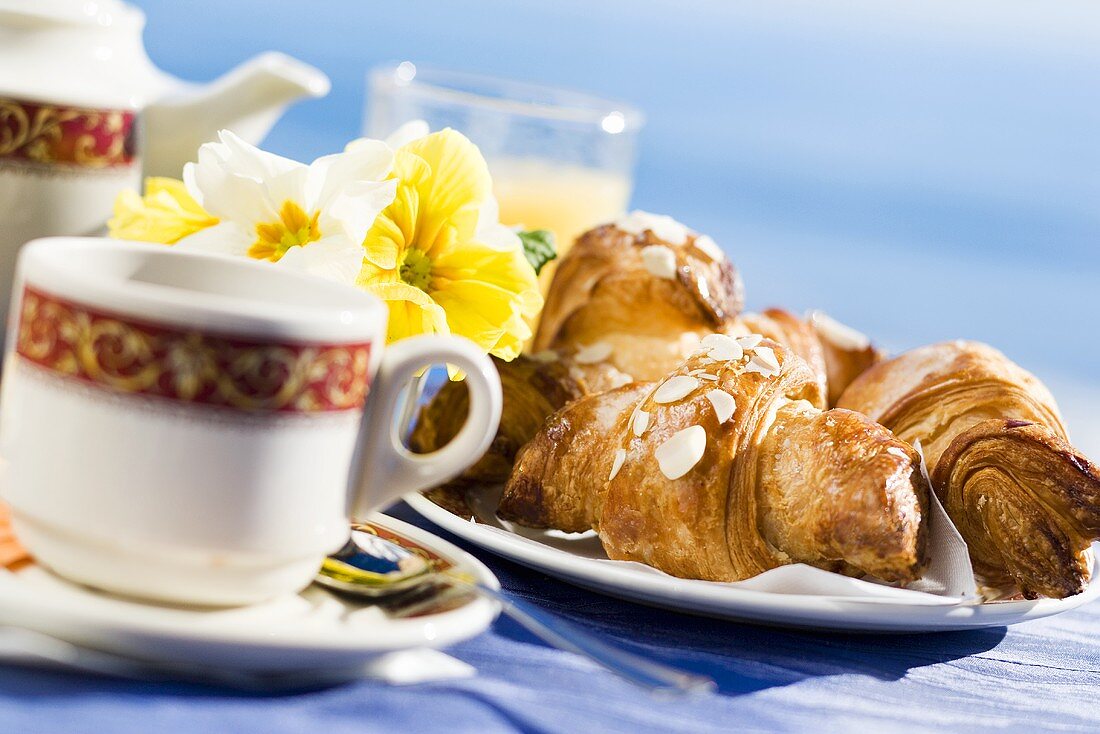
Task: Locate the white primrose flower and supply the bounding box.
[176,130,398,284]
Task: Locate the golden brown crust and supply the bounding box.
[500,338,928,583]
[500,383,650,532]
[758,405,928,583]
[806,312,885,407]
[731,309,883,408]
[838,340,1096,598]
[410,353,623,485]
[533,223,744,381]
[598,342,830,580]
[736,309,829,407]
[839,340,1065,469]
[933,419,1100,598]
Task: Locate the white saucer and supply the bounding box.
[0,513,499,673]
[407,491,1100,633]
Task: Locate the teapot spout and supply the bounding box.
[143,52,330,177]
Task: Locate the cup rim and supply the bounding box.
[368,61,646,131]
[14,237,387,345]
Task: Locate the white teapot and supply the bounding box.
[0,0,330,328]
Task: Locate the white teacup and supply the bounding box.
[0,237,502,605]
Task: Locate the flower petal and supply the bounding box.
[185,130,307,225]
[360,217,404,272]
[367,281,449,344]
[214,129,302,182]
[145,178,210,218]
[107,178,219,244]
[400,129,490,250]
[430,279,533,357]
[382,120,430,149]
[324,177,398,248]
[476,220,522,252]
[307,139,394,211]
[358,151,432,270]
[432,241,541,317]
[185,150,277,225]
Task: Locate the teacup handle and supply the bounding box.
[347,335,502,518]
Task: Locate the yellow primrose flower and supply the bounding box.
[356,129,542,362]
[107,177,218,244]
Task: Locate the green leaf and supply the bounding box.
[517,229,557,275]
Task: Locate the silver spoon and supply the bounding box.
[316,525,715,697]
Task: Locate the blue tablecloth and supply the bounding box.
[2,500,1099,734]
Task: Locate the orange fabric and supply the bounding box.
[0,502,29,568]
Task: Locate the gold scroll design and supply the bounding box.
[0,99,129,168]
[16,291,370,413]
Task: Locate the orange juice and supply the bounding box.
[490,158,632,295]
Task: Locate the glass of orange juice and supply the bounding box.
[365,62,644,300]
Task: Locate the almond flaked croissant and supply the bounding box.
[838,340,1100,598]
[532,213,745,382]
[500,334,930,584]
[410,352,630,485]
[531,211,878,400]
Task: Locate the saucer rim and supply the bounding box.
[0,511,500,658]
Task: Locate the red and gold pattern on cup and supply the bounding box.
[15,286,373,414]
[0,96,137,170]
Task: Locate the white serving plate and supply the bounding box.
[406,491,1100,633]
[0,513,499,673]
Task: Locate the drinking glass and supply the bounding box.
[365,62,644,291]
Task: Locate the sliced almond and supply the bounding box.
[736,334,763,351]
[530,350,560,363]
[654,425,707,480]
[698,373,719,382]
[700,333,730,348]
[709,345,743,362]
[705,389,736,423]
[640,245,677,280]
[574,341,613,364]
[701,333,743,362]
[608,372,634,388]
[652,375,700,403]
[753,346,780,372]
[616,210,690,245]
[609,448,627,481]
[743,355,780,378]
[696,274,710,300]
[632,409,650,437]
[693,234,725,261]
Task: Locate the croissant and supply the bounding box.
[410,351,630,486]
[838,340,1100,598]
[531,211,880,400]
[500,334,930,583]
[734,309,882,407]
[532,213,745,382]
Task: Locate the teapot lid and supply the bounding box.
[0,0,159,109]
